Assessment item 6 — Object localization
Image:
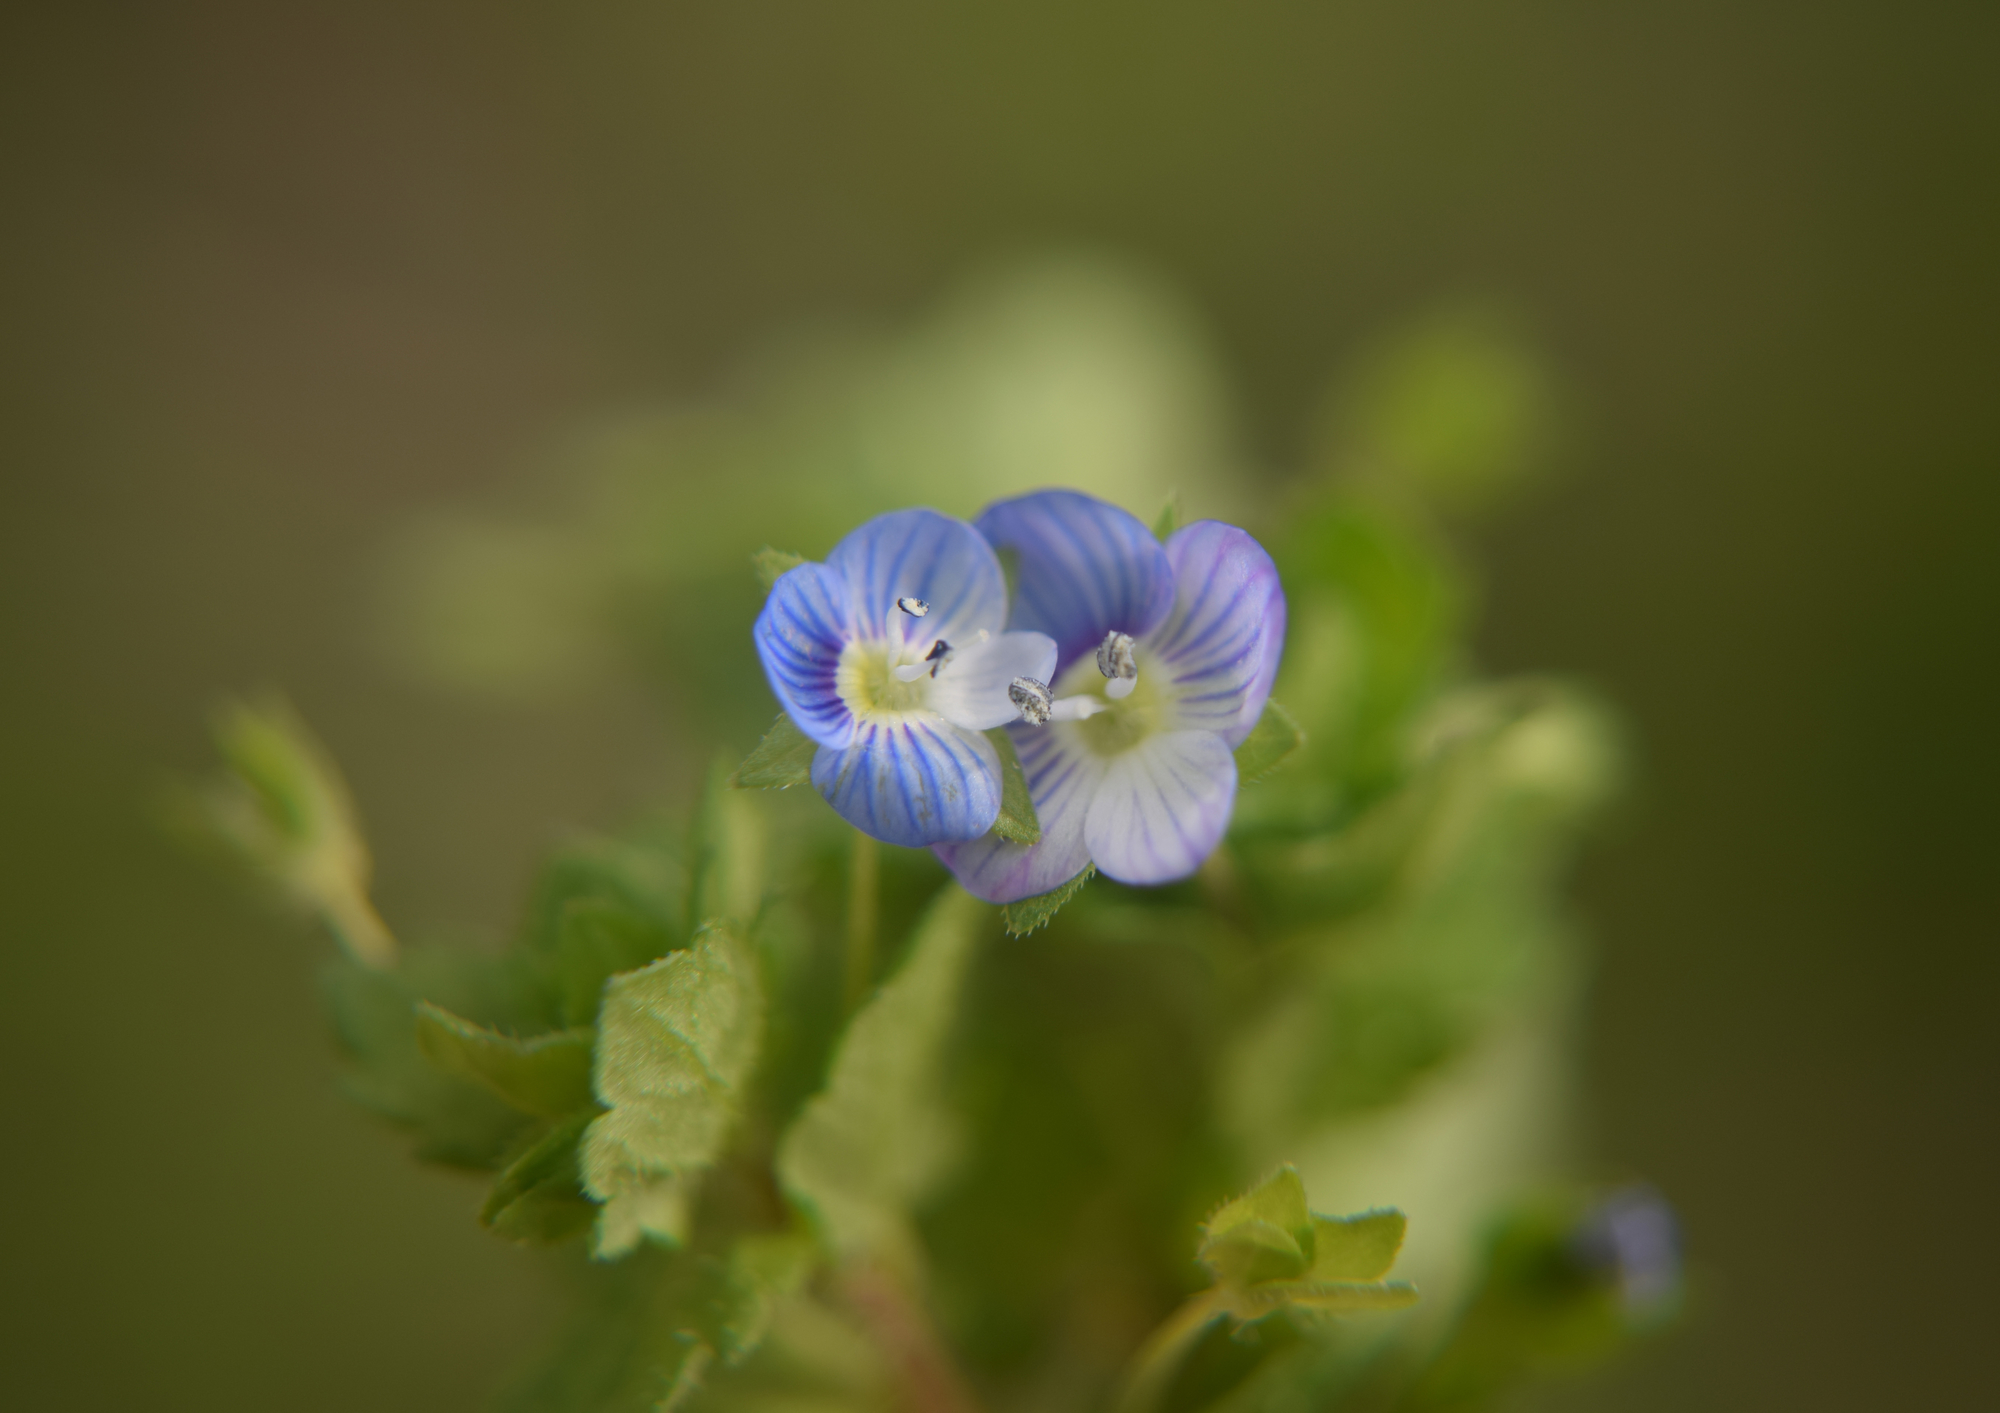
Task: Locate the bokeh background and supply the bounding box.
[3,3,1994,1409]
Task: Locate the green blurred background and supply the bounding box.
[2,3,1993,1409]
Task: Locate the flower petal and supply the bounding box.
[928,631,1059,731]
[932,723,1104,902]
[976,490,1175,676]
[811,716,1002,847]
[1149,521,1286,746]
[754,561,858,747]
[826,508,1008,654]
[1084,730,1237,886]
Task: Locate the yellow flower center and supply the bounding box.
[1056,656,1166,757]
[836,640,932,722]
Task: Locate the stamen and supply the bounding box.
[1048,695,1109,721]
[896,596,930,618]
[1097,630,1139,700]
[892,662,930,683]
[1009,676,1053,726]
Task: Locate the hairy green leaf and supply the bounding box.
[1308,1209,1407,1282]
[179,695,394,966]
[719,1230,819,1364]
[753,545,808,590]
[523,837,686,959]
[1204,1166,1314,1248]
[320,950,541,1168]
[1238,1280,1422,1316]
[414,1003,597,1119]
[583,923,764,1258]
[482,1111,599,1243]
[1197,1168,1418,1324]
[778,887,982,1268]
[496,1248,719,1413]
[1234,699,1305,783]
[1000,866,1093,936]
[985,727,1041,844]
[733,714,818,791]
[555,897,680,1028]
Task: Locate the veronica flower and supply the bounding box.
[935,490,1285,901]
[755,508,1058,847]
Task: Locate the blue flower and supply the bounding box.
[935,490,1285,901]
[755,508,1058,847]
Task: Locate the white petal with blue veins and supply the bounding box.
[929,631,1059,731]
[1084,730,1238,886]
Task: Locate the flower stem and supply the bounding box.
[843,828,880,1014]
[1112,1289,1227,1413]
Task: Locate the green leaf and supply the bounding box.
[555,897,680,1028]
[1153,489,1181,541]
[583,922,764,1258]
[1234,699,1305,783]
[495,1247,719,1413]
[522,837,686,959]
[320,950,540,1169]
[999,865,1093,937]
[1239,1280,1422,1316]
[414,1003,597,1119]
[481,1111,599,1243]
[178,695,394,966]
[732,713,818,791]
[1200,1220,1310,1288]
[718,1230,818,1365]
[1193,1168,1419,1327]
[1200,1166,1314,1277]
[753,545,807,589]
[777,887,982,1269]
[1307,1209,1407,1282]
[985,727,1041,844]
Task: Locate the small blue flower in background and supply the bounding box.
[755,508,1057,846]
[935,489,1286,901]
[1571,1184,1682,1319]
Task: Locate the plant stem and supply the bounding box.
[1112,1289,1227,1413]
[839,1264,982,1413]
[843,828,880,1014]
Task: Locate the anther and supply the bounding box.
[896,597,930,618]
[925,639,953,677]
[1009,676,1053,726]
[1096,630,1139,700]
[1096,631,1137,680]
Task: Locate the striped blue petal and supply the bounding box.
[811,716,1003,847]
[932,723,1104,903]
[1084,730,1238,886]
[1149,521,1286,747]
[753,560,858,747]
[826,508,1008,655]
[975,490,1175,676]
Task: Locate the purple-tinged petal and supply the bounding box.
[976,490,1175,675]
[826,508,1008,653]
[754,561,858,748]
[1149,521,1286,747]
[811,717,1001,847]
[933,723,1104,902]
[928,631,1059,731]
[1085,730,1237,886]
